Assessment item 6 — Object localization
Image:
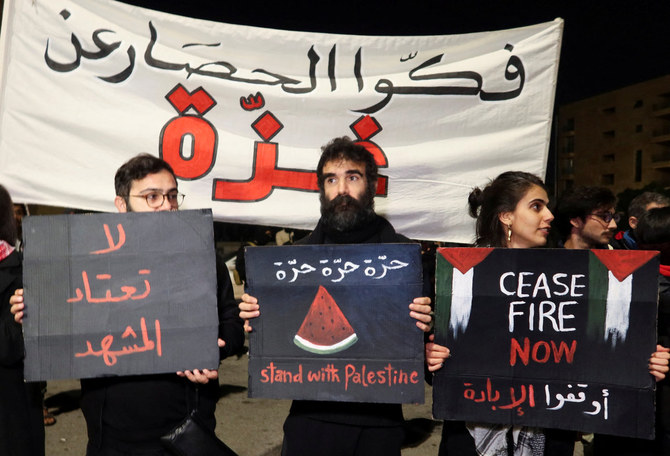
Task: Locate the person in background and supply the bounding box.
[592,206,670,455]
[555,187,670,453]
[611,191,670,250]
[0,184,44,456]
[553,186,618,250]
[234,226,275,285]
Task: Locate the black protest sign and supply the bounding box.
[433,247,660,439]
[22,210,220,381]
[245,243,424,403]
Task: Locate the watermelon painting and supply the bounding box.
[245,243,424,403]
[294,285,358,354]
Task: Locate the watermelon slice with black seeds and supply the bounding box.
[293,285,358,354]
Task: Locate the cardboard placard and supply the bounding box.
[433,247,660,439]
[246,243,425,403]
[22,210,220,381]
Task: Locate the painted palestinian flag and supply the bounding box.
[294,285,358,355]
[436,248,493,340]
[588,249,659,347]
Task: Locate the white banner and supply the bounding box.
[0,0,562,243]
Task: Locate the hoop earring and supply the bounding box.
[507,224,512,243]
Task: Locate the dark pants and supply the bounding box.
[87,447,170,456]
[592,434,661,456]
[86,432,170,456]
[282,415,405,456]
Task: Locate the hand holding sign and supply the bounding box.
[239,293,260,332]
[409,297,433,332]
[650,345,670,382]
[177,339,227,384]
[9,288,24,324]
[425,334,450,372]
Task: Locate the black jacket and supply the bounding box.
[0,251,44,456]
[288,215,412,427]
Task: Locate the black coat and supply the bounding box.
[0,250,44,456]
[288,215,410,427]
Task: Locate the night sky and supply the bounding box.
[119,0,670,106]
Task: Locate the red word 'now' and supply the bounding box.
[510,337,577,366]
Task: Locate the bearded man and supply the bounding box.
[239,136,440,456]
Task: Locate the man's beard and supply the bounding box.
[320,190,375,232]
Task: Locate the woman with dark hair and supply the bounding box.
[0,184,44,456]
[467,171,551,249]
[429,171,574,456]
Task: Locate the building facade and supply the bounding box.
[556,74,670,195]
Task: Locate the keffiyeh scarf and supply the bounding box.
[467,423,545,456]
[0,240,14,262]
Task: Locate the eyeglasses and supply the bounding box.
[129,191,185,208]
[589,211,620,225]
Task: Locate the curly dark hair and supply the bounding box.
[554,186,616,242]
[316,137,378,198]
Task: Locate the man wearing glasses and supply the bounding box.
[553,186,670,453]
[113,153,185,213]
[11,153,244,455]
[554,186,619,250]
[553,186,618,453]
